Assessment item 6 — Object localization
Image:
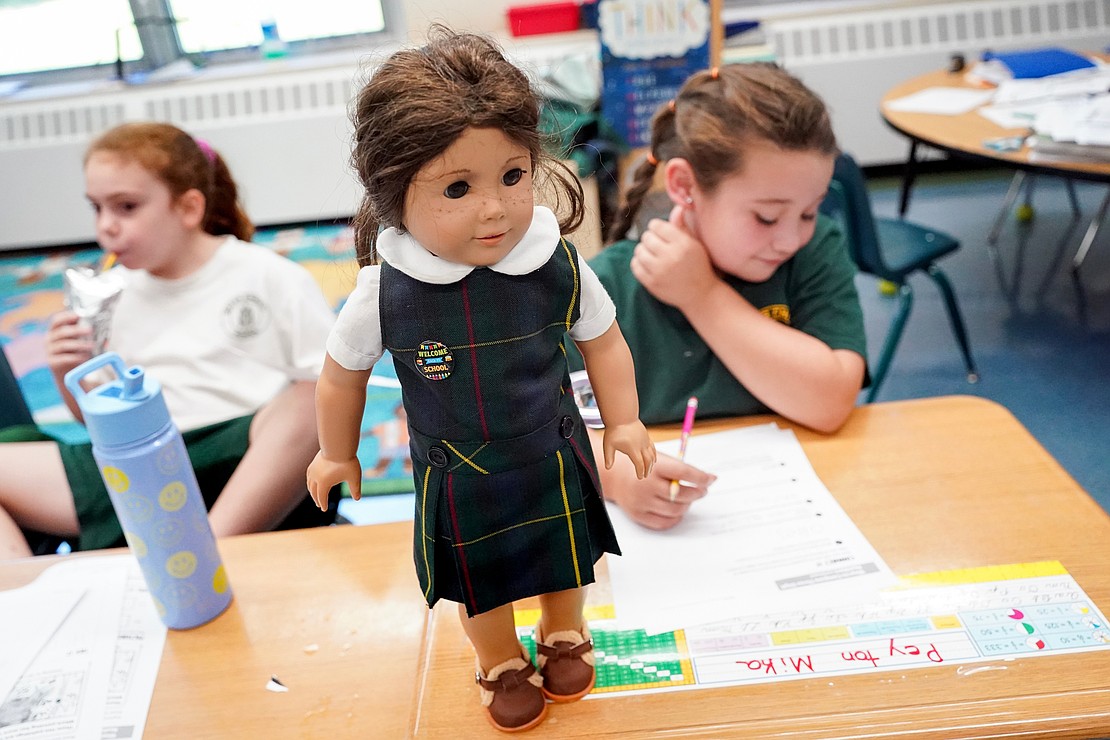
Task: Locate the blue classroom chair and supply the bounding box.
[821,153,978,402]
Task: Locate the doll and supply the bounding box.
[306,28,655,732]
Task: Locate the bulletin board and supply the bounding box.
[597,0,723,148]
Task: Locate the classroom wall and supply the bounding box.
[401,0,514,38]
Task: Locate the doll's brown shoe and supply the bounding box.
[535,625,595,703]
[475,651,548,732]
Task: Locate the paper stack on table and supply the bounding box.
[1033,94,1110,146]
[973,61,1110,162]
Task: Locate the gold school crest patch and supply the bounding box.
[760,304,791,325]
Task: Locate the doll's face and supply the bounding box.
[402,127,534,267]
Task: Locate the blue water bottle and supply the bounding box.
[65,353,232,629]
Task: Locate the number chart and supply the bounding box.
[515,562,1110,696]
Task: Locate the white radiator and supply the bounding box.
[1,1,1107,251]
[0,59,370,251]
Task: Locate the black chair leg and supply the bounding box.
[867,283,914,403]
[898,141,919,217]
[926,265,978,383]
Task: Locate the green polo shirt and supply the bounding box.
[567,215,867,425]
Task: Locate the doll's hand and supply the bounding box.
[45,311,94,380]
[602,421,656,480]
[307,452,362,511]
[602,451,715,530]
[632,204,718,311]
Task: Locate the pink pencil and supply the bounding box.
[669,397,698,502]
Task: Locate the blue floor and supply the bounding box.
[862,168,1110,515]
[346,166,1110,526]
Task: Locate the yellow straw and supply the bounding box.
[101,253,117,271]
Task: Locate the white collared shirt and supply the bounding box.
[328,206,616,371]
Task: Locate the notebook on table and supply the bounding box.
[980,47,1096,80]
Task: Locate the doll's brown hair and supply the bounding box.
[349,26,584,266]
[85,122,253,241]
[608,63,838,244]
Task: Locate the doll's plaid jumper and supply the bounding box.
[381,239,620,616]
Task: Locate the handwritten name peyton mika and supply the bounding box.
[738,637,944,676]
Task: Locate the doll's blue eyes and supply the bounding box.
[442,169,527,200]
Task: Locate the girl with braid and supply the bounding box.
[569,63,867,531]
[306,28,654,732]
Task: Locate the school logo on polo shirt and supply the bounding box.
[415,340,453,380]
[223,293,272,338]
[760,304,791,325]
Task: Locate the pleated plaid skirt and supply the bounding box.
[409,391,619,616]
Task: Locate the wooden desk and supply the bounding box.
[413,396,1110,738]
[5,397,1109,737]
[880,66,1110,279]
[0,521,427,738]
[881,67,1110,184]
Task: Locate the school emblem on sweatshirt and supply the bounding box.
[415,341,453,381]
[223,294,271,338]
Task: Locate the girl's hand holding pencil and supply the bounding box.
[597,448,716,530]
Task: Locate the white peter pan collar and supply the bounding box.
[375,206,561,284]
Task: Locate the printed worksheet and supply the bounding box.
[606,424,895,634]
[0,557,166,740]
[0,581,83,707]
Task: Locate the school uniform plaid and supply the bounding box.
[380,238,620,617]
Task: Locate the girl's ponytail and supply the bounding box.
[202,151,253,242]
[607,155,658,244]
[608,99,678,244]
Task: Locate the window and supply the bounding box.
[0,0,398,87]
[0,0,142,76]
[170,0,387,55]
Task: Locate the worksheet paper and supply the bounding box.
[883,86,995,115]
[0,557,167,740]
[606,424,896,635]
[0,584,83,707]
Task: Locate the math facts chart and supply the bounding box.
[516,562,1110,696]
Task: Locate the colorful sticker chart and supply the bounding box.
[519,606,697,693]
[515,562,1110,696]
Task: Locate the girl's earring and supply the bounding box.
[684,196,694,205]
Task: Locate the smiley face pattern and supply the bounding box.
[93,432,233,629]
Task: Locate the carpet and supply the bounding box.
[0,224,414,496]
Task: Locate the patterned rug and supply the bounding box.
[0,224,414,496]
